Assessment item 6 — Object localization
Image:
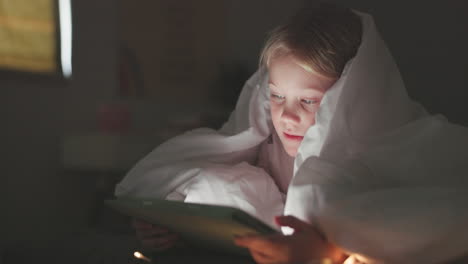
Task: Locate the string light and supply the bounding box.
[134,251,152,263]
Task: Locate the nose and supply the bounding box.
[281,104,300,124]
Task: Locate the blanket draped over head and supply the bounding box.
[115,12,468,264]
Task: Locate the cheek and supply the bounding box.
[270,105,281,125]
[303,111,317,127]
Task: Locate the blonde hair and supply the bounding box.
[260,3,362,79]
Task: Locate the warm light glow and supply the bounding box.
[58,0,72,78]
[281,226,294,235]
[343,255,357,264]
[133,251,151,262]
[306,258,333,264]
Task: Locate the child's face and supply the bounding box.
[268,55,336,157]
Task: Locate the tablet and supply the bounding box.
[105,198,279,255]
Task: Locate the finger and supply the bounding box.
[274,215,311,232]
[136,228,169,240]
[234,235,279,255]
[152,238,179,252]
[154,242,176,252]
[132,218,153,229]
[145,232,178,242]
[140,227,171,238]
[233,235,263,247]
[144,239,177,252]
[141,234,178,250]
[250,249,275,264]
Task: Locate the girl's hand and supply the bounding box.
[132,218,179,252]
[234,215,345,264]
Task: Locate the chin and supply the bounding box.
[279,140,299,157]
[285,147,298,157]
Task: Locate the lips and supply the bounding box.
[283,132,304,141]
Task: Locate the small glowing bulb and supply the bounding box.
[281,226,294,235]
[134,251,152,262]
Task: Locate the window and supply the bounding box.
[58,0,72,78]
[0,0,72,78]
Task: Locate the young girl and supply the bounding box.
[117,3,468,264]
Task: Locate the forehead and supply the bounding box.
[268,55,335,94]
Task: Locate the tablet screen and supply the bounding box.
[106,198,279,255]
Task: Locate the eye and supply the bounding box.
[301,98,319,105]
[270,93,285,103]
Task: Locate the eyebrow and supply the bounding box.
[306,86,326,93]
[269,81,325,95]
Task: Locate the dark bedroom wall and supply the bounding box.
[1,0,118,246]
[331,0,468,124]
[223,0,307,70]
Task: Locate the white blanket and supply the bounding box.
[183,162,284,228]
[115,11,468,263]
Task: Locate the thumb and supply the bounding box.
[274,215,311,232]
